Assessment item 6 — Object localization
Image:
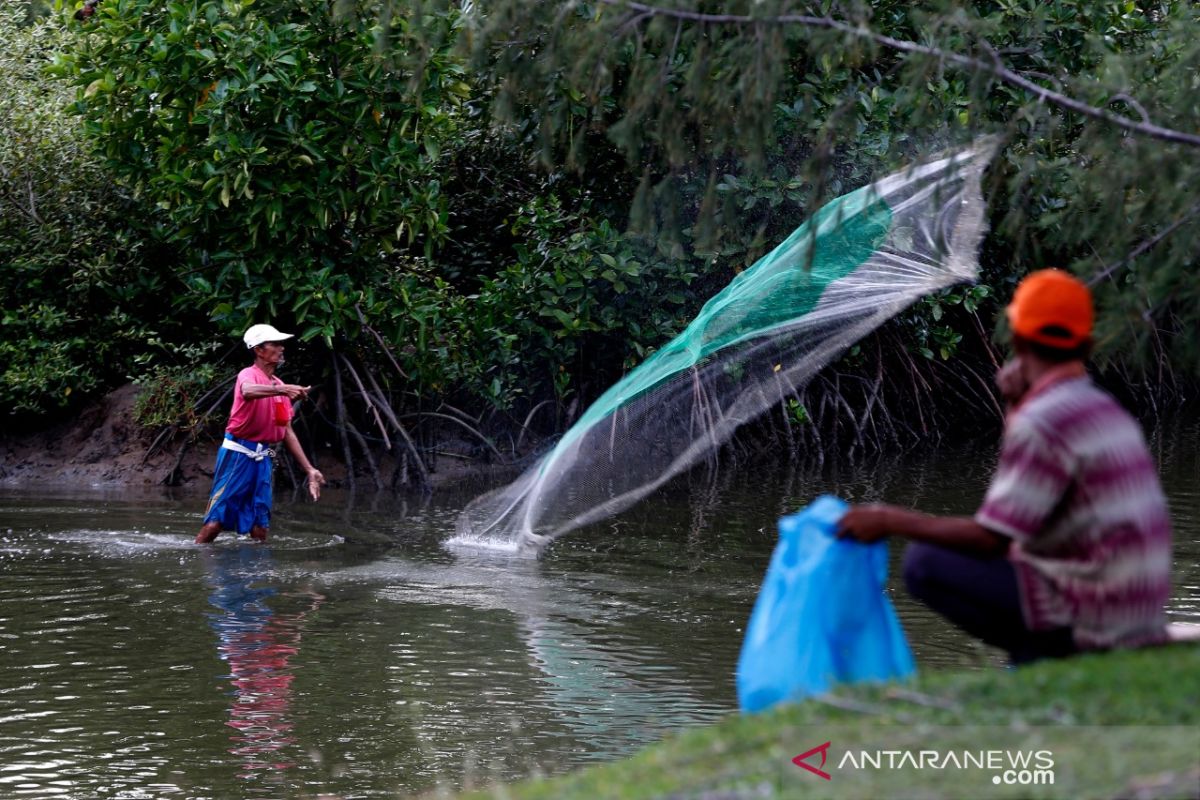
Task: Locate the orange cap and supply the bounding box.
[1005,269,1093,349]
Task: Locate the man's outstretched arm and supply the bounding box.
[838,504,1010,557]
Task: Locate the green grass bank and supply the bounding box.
[457,643,1200,800]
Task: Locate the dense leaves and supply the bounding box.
[0,7,167,414]
[3,0,1198,454]
[62,0,465,345]
[462,0,1200,371]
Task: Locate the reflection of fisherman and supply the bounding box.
[839,270,1172,664]
[202,546,323,777]
[196,324,325,544]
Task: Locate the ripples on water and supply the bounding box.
[0,431,1197,797]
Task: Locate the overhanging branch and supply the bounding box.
[1089,199,1200,286]
[594,0,1200,149]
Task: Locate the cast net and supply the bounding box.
[453,139,996,554]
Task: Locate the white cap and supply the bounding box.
[243,323,295,349]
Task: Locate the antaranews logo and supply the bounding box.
[792,742,1055,786]
[792,742,832,780]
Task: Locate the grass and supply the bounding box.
[454,643,1200,799]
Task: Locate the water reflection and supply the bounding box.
[201,546,323,781]
[0,424,1196,799]
[492,558,710,743]
[518,614,704,743]
[358,551,719,767]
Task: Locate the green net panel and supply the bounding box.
[453,140,996,554]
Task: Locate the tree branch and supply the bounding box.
[1088,199,1200,286]
[594,0,1200,149]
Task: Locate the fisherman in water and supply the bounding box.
[839,269,1172,663]
[195,324,325,544]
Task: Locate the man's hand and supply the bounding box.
[307,468,326,501]
[280,384,311,401]
[995,358,1028,407]
[838,503,906,543]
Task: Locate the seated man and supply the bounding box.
[839,269,1172,664]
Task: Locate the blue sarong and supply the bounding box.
[203,433,274,534]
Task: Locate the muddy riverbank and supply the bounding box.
[0,383,499,491]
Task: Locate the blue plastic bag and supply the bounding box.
[736,495,915,713]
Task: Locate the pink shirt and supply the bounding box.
[226,365,292,444]
[976,376,1171,650]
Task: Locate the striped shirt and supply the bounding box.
[975,376,1171,650]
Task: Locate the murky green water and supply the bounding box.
[1,430,1197,798]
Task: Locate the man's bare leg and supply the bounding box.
[195,521,222,544]
[250,525,269,542]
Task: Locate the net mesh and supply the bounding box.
[453,139,996,554]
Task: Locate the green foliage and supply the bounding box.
[908,285,991,361]
[9,0,1199,435]
[0,8,166,415]
[129,338,224,428]
[0,306,99,412]
[458,0,1200,375]
[16,1,53,24]
[26,0,707,426]
[132,367,220,430]
[62,0,467,344]
[785,397,809,425]
[360,195,697,411]
[496,196,697,401]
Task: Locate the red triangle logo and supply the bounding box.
[792,741,832,780]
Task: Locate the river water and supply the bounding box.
[1,430,1197,798]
